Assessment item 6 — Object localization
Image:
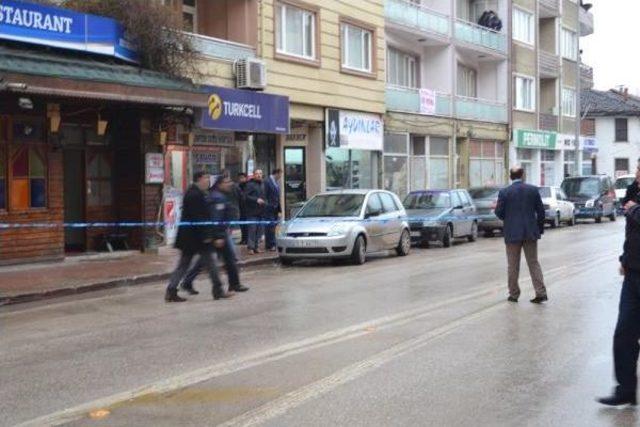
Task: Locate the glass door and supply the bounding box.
[284,147,306,218]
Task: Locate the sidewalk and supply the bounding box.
[0,245,278,306]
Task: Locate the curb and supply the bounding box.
[0,255,279,307]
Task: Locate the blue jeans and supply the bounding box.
[614,269,640,397]
[182,233,240,290]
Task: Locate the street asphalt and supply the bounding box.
[1,219,635,427]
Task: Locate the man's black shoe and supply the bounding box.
[230,285,250,292]
[181,286,199,295]
[213,291,234,300]
[530,295,548,304]
[507,296,518,303]
[165,290,187,303]
[597,395,637,406]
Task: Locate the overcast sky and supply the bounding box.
[581,0,638,93]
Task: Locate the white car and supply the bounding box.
[538,186,576,228]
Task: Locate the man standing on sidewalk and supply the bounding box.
[237,172,249,245]
[495,166,548,304]
[165,172,232,302]
[598,198,640,406]
[245,169,266,255]
[264,168,282,252]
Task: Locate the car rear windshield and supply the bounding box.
[615,177,636,190]
[297,194,365,218]
[468,188,499,200]
[561,178,600,198]
[403,192,451,209]
[538,187,551,198]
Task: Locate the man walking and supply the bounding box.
[245,169,266,255]
[165,172,231,302]
[495,166,548,304]
[264,168,282,252]
[598,198,640,406]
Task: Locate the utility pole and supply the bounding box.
[574,4,581,176]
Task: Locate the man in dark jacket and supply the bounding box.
[598,195,640,406]
[622,160,640,206]
[245,169,267,254]
[165,172,231,302]
[237,173,249,245]
[181,175,249,295]
[264,168,282,252]
[495,166,548,304]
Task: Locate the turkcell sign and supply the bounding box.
[199,86,290,134]
[513,129,557,150]
[0,0,138,63]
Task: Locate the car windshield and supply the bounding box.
[468,188,499,200]
[538,187,552,198]
[562,178,600,198]
[297,194,365,218]
[615,177,636,190]
[403,192,451,209]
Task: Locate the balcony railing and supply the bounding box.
[454,19,507,55]
[540,113,559,132]
[185,32,256,61]
[385,0,450,37]
[539,50,560,78]
[385,85,452,116]
[454,95,507,123]
[539,0,560,18]
[579,7,594,36]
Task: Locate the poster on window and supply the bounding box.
[419,89,436,115]
[164,187,183,246]
[145,153,165,184]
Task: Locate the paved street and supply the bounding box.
[2,220,635,427]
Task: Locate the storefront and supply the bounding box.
[325,109,383,191]
[512,129,561,186]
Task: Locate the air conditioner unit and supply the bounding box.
[235,58,267,90]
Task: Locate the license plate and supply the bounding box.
[293,240,315,248]
[411,231,421,238]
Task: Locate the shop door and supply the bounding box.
[284,147,306,218]
[253,135,276,175]
[64,150,86,252]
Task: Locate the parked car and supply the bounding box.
[561,175,617,223]
[276,190,410,265]
[614,174,636,211]
[404,189,478,248]
[538,186,576,228]
[469,186,503,237]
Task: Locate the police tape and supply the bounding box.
[0,216,494,229]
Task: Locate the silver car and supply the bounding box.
[277,190,411,265]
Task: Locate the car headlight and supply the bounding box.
[327,223,349,237]
[277,223,289,237]
[585,199,595,208]
[422,220,440,227]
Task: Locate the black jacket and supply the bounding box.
[495,181,545,244]
[175,184,214,254]
[621,204,640,273]
[208,189,232,239]
[224,184,243,221]
[244,179,266,218]
[623,181,640,205]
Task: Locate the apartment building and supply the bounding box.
[510,0,594,186]
[384,0,510,197]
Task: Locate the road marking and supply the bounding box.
[14,253,613,427]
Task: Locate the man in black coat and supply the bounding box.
[165,172,231,302]
[495,166,548,304]
[245,169,267,254]
[237,172,249,244]
[264,168,282,252]
[622,160,640,206]
[599,189,640,406]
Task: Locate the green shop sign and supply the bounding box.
[513,129,558,150]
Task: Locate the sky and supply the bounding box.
[581,0,639,93]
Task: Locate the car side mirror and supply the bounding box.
[453,205,464,210]
[365,209,381,219]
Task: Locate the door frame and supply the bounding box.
[283,146,307,219]
[63,147,87,252]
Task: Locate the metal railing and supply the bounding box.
[385,0,450,37]
[539,0,560,17]
[385,85,452,117]
[454,95,507,123]
[185,32,256,62]
[539,113,559,132]
[579,7,594,36]
[539,50,560,77]
[454,19,507,54]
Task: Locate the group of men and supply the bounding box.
[164,168,282,303]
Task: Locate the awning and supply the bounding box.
[0,45,207,107]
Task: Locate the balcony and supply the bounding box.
[385,85,452,116]
[539,0,560,18]
[185,32,256,61]
[385,0,450,38]
[454,96,507,123]
[454,19,507,55]
[580,64,594,89]
[540,113,559,132]
[579,7,594,36]
[539,50,560,78]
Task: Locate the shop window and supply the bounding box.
[582,152,593,175]
[541,150,556,186]
[470,141,505,187]
[564,150,577,177]
[410,136,427,191]
[326,148,378,190]
[429,137,449,189]
[87,152,112,207]
[10,146,46,209]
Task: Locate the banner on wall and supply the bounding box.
[325,109,383,151]
[419,88,436,115]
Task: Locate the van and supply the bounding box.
[560,175,617,223]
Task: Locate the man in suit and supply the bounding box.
[495,166,548,304]
[264,168,282,252]
[245,169,267,255]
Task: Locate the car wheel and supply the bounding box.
[442,225,452,248]
[351,235,366,265]
[568,215,576,226]
[396,229,411,256]
[609,209,617,222]
[551,212,560,229]
[280,257,294,266]
[467,222,478,242]
[595,216,602,224]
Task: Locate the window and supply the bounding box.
[429,137,449,189]
[582,152,593,175]
[10,146,47,209]
[615,158,630,175]
[564,150,577,177]
[457,64,477,98]
[410,136,427,191]
[326,148,379,190]
[366,193,383,214]
[516,148,533,182]
[514,76,535,111]
[513,8,534,45]
[615,118,629,142]
[387,47,418,88]
[182,0,197,32]
[459,191,472,207]
[562,88,576,117]
[384,133,408,197]
[341,22,373,73]
[561,28,577,60]
[451,191,462,208]
[541,150,556,186]
[379,192,399,213]
[87,152,112,207]
[469,140,505,187]
[276,2,316,60]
